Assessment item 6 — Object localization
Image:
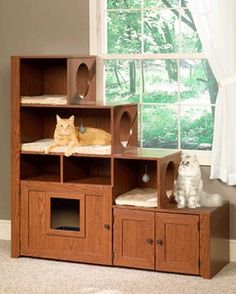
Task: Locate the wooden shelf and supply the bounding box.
[20,102,137,109]
[24,174,61,183]
[114,148,181,160]
[112,202,227,215]
[65,176,111,186]
[21,150,111,158]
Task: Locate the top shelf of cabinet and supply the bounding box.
[12,56,138,155]
[15,56,98,106]
[20,102,138,109]
[13,55,97,59]
[114,148,181,161]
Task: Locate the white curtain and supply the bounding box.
[188,0,236,185]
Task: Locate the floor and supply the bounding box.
[1,240,236,294]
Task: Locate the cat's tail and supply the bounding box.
[200,191,223,207]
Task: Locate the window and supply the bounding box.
[92,0,218,164]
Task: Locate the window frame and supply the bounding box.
[89,0,213,165]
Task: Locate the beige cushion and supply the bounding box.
[115,188,157,207]
[21,139,111,155]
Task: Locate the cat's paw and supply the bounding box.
[188,203,200,209]
[65,149,73,157]
[177,203,185,209]
[45,147,50,154]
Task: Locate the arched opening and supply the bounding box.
[76,63,90,99]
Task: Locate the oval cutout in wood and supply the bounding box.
[119,111,132,147]
[165,161,176,198]
[76,63,90,99]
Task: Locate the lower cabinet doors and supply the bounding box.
[113,208,200,275]
[156,213,199,275]
[113,209,155,269]
[20,181,112,265]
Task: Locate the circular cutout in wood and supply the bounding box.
[165,161,176,198]
[76,63,90,99]
[119,111,132,147]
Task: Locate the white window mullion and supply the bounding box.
[177,59,181,150]
[141,0,144,54]
[89,0,98,55]
[139,59,143,149]
[99,53,205,60]
[100,0,107,55]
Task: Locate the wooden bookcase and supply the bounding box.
[11,56,229,279]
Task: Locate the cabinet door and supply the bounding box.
[20,182,112,265]
[156,213,199,275]
[113,209,155,269]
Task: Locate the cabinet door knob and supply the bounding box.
[104,224,110,230]
[146,238,153,245]
[156,239,163,245]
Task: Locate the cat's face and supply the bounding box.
[56,115,75,135]
[178,154,200,176]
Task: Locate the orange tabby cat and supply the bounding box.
[77,125,111,146]
[45,115,111,157]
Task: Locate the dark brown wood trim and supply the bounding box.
[11,56,21,257]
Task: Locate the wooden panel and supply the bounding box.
[63,157,111,185]
[113,208,155,269]
[114,149,181,160]
[113,159,138,198]
[68,57,96,104]
[20,182,112,265]
[21,186,46,252]
[20,107,111,143]
[20,154,61,182]
[20,59,44,96]
[113,159,157,199]
[20,58,67,96]
[200,202,230,279]
[156,213,199,275]
[43,61,67,95]
[11,57,21,257]
[157,155,181,208]
[112,105,138,154]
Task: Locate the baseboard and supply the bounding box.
[1,220,236,262]
[0,220,11,240]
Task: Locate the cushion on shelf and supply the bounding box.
[115,188,157,207]
[21,95,67,105]
[21,139,111,155]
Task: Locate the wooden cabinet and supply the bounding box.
[113,206,229,278]
[20,181,112,265]
[156,213,199,275]
[113,209,155,269]
[11,55,229,279]
[114,209,199,274]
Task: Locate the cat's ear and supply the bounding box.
[181,153,187,160]
[192,154,198,162]
[68,115,75,124]
[56,115,61,123]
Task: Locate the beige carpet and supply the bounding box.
[1,241,236,294]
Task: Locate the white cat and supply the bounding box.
[174,153,223,209]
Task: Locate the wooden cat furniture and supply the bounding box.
[11,55,229,279]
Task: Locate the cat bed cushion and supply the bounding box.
[115,188,157,208]
[21,139,111,155]
[21,95,67,105]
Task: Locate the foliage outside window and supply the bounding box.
[102,0,218,151]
